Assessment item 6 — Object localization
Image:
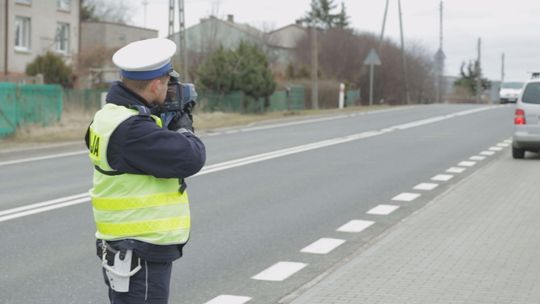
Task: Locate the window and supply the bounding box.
[56,22,70,54]
[14,16,31,51]
[57,0,71,11]
[15,0,32,5]
[522,83,540,104]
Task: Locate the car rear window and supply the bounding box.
[522,83,540,104]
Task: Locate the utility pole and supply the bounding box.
[434,0,446,104]
[501,53,505,83]
[168,0,175,37]
[311,26,319,110]
[178,0,188,81]
[398,0,411,104]
[379,0,390,45]
[142,0,149,28]
[476,38,482,103]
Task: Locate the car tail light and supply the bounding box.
[515,109,526,125]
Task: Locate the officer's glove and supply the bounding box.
[168,112,194,133]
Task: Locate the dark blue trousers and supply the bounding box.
[103,259,172,304]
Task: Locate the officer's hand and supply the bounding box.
[168,112,193,132]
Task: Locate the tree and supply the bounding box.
[81,0,135,24]
[26,52,73,87]
[335,2,350,29]
[301,0,350,29]
[454,60,491,96]
[197,43,276,111]
[233,43,276,110]
[197,46,236,98]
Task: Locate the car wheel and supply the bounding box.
[512,147,525,159]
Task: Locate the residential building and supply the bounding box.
[80,21,158,51]
[0,0,80,80]
[79,21,158,86]
[170,15,306,74]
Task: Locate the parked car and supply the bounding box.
[512,75,540,158]
[500,81,524,103]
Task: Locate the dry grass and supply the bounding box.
[0,105,393,148]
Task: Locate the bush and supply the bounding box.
[26,52,73,87]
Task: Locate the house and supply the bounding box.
[170,15,306,73]
[0,0,80,81]
[267,23,306,50]
[266,22,307,68]
[172,15,264,55]
[79,21,158,86]
[80,21,158,51]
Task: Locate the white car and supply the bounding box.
[500,81,524,104]
[512,76,540,158]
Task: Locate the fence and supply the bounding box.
[0,83,62,138]
[346,89,361,107]
[63,88,105,110]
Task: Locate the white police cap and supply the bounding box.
[113,38,177,80]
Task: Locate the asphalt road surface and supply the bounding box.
[0,104,514,304]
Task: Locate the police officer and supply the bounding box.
[85,38,206,303]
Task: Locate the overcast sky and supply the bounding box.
[126,0,539,81]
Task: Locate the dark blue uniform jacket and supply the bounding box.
[86,81,206,262]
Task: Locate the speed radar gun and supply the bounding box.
[157,70,198,128]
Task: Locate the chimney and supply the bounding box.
[227,14,234,23]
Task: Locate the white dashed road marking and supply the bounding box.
[447,167,466,173]
[470,155,486,161]
[337,220,375,233]
[497,143,510,147]
[413,183,439,191]
[204,295,252,304]
[431,174,454,181]
[252,262,307,282]
[480,150,496,156]
[367,205,399,215]
[392,192,421,202]
[301,238,346,254]
[489,146,503,151]
[458,161,476,167]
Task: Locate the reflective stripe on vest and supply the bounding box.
[89,103,190,245]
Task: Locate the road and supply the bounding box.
[0,104,513,304]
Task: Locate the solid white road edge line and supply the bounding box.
[0,192,89,217]
[0,197,90,223]
[0,150,87,167]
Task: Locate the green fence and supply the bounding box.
[0,83,62,138]
[63,89,105,111]
[346,89,361,107]
[200,85,305,113]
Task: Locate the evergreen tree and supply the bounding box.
[302,0,350,29]
[197,43,276,111]
[335,2,350,29]
[197,46,236,97]
[233,42,276,110]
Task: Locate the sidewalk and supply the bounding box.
[289,154,540,304]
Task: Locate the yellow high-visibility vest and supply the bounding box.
[88,103,190,245]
